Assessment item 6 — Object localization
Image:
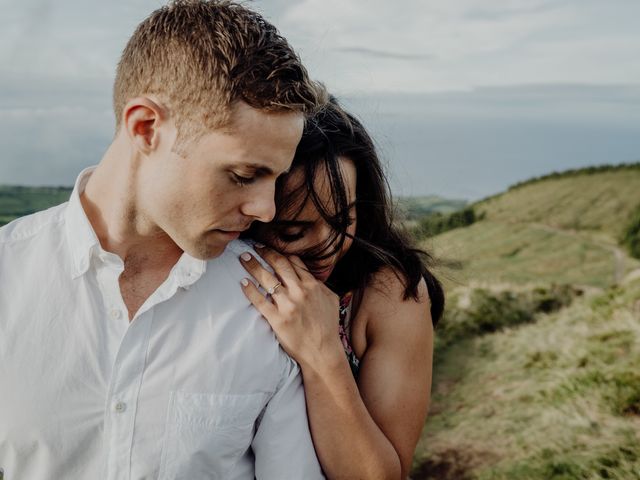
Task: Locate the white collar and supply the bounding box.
[64,166,206,284]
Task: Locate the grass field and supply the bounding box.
[413,278,640,479]
[430,221,638,289]
[414,166,640,479]
[476,168,640,238]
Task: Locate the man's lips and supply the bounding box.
[214,225,252,234]
[210,228,246,239]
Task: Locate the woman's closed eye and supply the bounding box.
[277,228,306,242]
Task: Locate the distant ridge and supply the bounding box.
[428,163,640,289]
[508,161,640,190]
[479,161,640,204]
[397,195,467,221]
[474,163,640,238]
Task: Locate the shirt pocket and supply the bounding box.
[158,391,269,480]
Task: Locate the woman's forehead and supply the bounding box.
[282,157,357,215]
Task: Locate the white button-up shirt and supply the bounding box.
[0,168,324,480]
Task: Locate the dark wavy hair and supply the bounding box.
[251,98,444,326]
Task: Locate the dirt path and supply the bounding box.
[530,222,628,284]
[612,248,626,284]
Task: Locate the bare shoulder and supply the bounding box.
[358,267,432,346]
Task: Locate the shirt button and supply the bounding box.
[110,309,122,320]
[114,401,126,413]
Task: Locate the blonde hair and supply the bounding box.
[113,0,325,146]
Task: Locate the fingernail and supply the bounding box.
[254,242,265,249]
[241,252,252,261]
[241,278,249,287]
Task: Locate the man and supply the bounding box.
[0,1,327,478]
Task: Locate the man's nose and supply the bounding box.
[241,183,277,223]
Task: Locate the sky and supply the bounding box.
[1,0,639,199]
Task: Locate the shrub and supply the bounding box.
[414,207,477,239]
[621,204,640,259]
[610,371,640,416]
[436,285,582,351]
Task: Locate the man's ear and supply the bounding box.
[122,97,170,155]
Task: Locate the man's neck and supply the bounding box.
[81,141,183,272]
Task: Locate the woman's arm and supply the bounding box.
[301,267,433,479]
[240,249,433,480]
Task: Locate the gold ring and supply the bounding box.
[266,282,282,295]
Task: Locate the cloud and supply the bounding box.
[462,0,562,20]
[0,105,113,186]
[3,0,639,95]
[333,47,433,61]
[0,0,156,78]
[2,82,639,201]
[0,73,112,110]
[340,84,640,198]
[1,0,640,199]
[271,0,640,93]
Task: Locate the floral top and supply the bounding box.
[338,292,360,378]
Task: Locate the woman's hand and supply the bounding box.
[239,246,345,368]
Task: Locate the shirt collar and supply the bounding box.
[173,253,207,290]
[64,166,208,283]
[65,166,101,279]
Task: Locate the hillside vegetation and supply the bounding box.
[0,185,71,226]
[476,167,640,238]
[430,221,630,288]
[414,278,640,479]
[415,165,640,479]
[397,195,467,221]
[430,167,640,289]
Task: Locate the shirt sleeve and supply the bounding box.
[252,356,325,479]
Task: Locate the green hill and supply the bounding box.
[0,185,71,226]
[476,166,640,238]
[397,195,468,221]
[429,166,640,289]
[430,220,623,288]
[414,277,640,479]
[415,165,640,479]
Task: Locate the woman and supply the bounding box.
[239,99,444,479]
